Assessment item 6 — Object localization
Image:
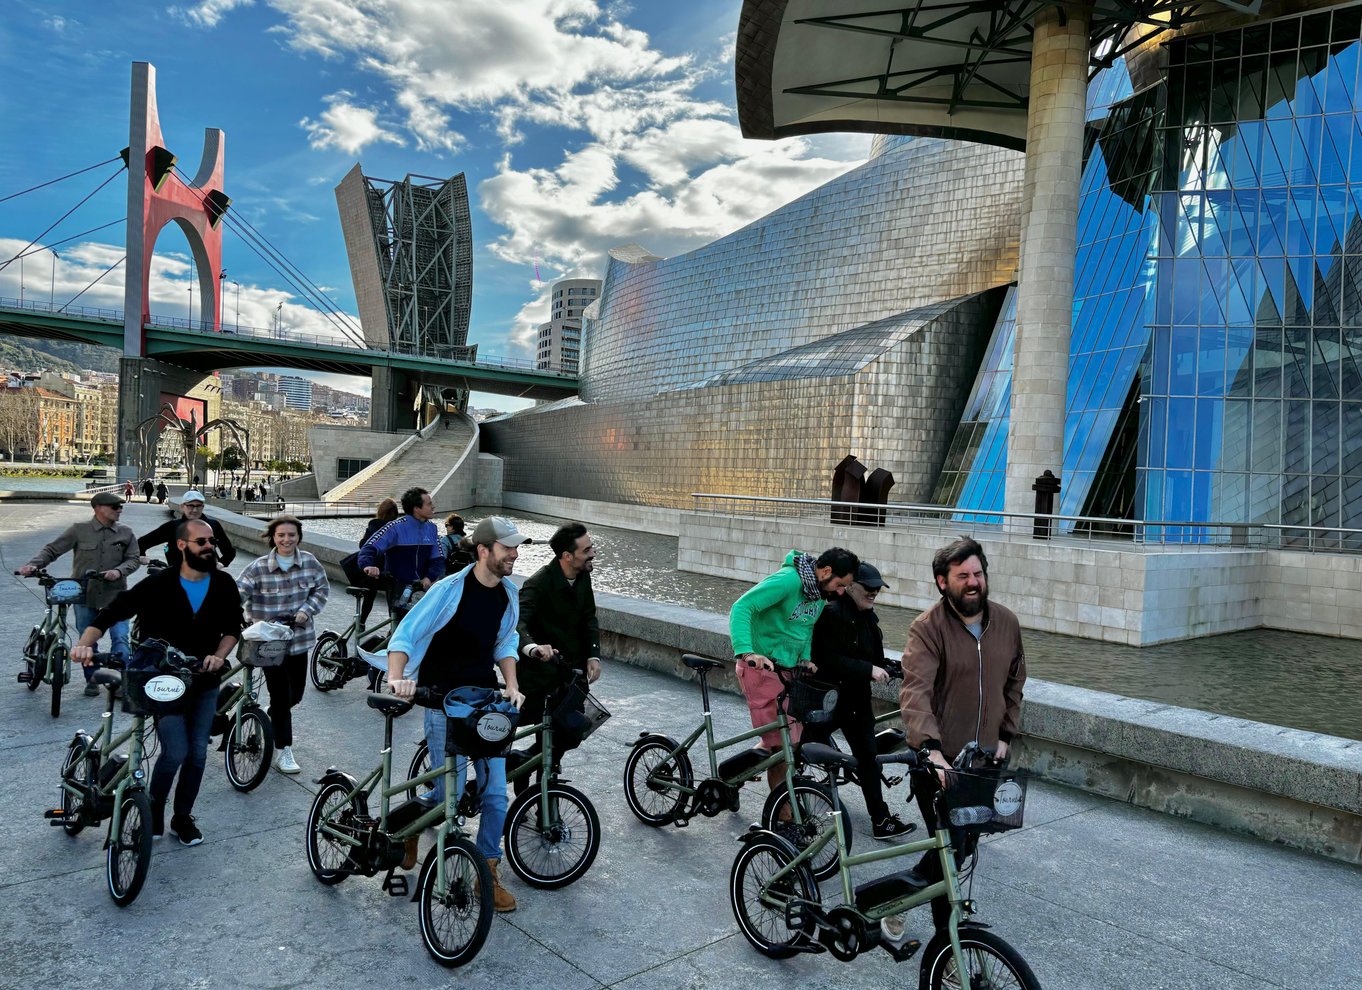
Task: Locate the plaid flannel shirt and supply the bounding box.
[235,549,330,656]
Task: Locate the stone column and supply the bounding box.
[1004,4,1090,526]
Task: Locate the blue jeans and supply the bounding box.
[151,686,219,818]
[423,708,507,860]
[72,606,130,683]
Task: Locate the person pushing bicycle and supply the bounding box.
[72,518,243,847]
[19,491,141,696]
[386,515,529,913]
[899,536,1026,926]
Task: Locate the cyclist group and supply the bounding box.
[19,483,1032,979]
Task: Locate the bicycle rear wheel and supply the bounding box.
[920,927,1042,990]
[106,788,153,906]
[306,781,366,884]
[503,783,600,889]
[761,777,844,882]
[23,629,45,691]
[309,633,346,692]
[59,734,96,836]
[225,705,274,792]
[417,835,494,967]
[729,834,819,959]
[623,735,692,826]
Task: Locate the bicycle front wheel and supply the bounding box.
[417,835,494,968]
[309,633,346,692]
[761,776,844,882]
[921,927,1042,990]
[225,705,274,792]
[59,735,96,836]
[24,630,45,691]
[623,735,692,826]
[106,788,153,906]
[729,834,819,959]
[49,647,67,717]
[503,783,600,889]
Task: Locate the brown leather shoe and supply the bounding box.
[485,857,517,913]
[401,835,420,870]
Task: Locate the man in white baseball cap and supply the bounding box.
[138,489,237,569]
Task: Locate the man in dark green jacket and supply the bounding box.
[514,523,601,790]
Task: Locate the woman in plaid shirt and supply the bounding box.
[236,515,330,775]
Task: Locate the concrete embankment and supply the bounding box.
[194,499,1362,865]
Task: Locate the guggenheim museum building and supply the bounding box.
[484,0,1362,545]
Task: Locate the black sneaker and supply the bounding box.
[170,814,203,846]
[872,814,917,840]
[151,801,165,841]
[83,681,100,697]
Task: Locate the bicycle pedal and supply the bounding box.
[884,775,904,788]
[883,937,921,963]
[381,868,409,898]
[43,808,66,821]
[16,672,30,683]
[673,817,689,828]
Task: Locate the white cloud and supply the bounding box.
[300,94,406,155]
[171,0,255,28]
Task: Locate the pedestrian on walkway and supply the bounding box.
[899,536,1026,925]
[138,489,237,570]
[18,491,141,696]
[72,518,242,846]
[728,546,858,794]
[356,498,398,627]
[359,487,445,618]
[122,480,135,500]
[808,561,915,839]
[142,479,154,502]
[236,515,330,776]
[155,481,168,504]
[387,516,529,912]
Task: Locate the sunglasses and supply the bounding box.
[186,537,218,547]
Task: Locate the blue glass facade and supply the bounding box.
[937,4,1362,540]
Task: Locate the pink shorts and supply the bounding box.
[734,662,802,751]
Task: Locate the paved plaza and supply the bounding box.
[0,501,1355,989]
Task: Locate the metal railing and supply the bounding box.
[689,493,1362,554]
[0,295,578,379]
[238,499,375,519]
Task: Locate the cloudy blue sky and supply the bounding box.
[0,0,865,407]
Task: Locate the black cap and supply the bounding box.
[855,562,888,590]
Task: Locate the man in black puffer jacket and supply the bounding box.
[808,562,915,840]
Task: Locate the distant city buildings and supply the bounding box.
[536,278,600,374]
[277,374,313,411]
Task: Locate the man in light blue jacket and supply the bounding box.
[387,515,530,912]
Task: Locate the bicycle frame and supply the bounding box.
[61,699,151,835]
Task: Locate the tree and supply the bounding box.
[0,388,41,460]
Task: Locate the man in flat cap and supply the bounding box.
[20,491,141,695]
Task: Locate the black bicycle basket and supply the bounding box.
[122,640,196,717]
[942,766,1029,834]
[786,670,839,725]
[442,686,519,759]
[550,681,611,749]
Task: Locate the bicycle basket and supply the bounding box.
[241,639,288,667]
[942,766,1029,834]
[443,686,519,759]
[786,671,839,725]
[122,642,194,717]
[47,579,85,605]
[550,681,611,748]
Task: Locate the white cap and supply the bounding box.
[181,489,206,503]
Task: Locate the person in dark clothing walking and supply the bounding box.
[357,497,398,627]
[514,522,602,793]
[808,562,916,840]
[142,479,154,502]
[138,490,237,569]
[155,481,168,504]
[72,518,243,847]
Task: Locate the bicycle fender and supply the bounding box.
[314,768,360,791]
[735,823,802,857]
[634,732,682,750]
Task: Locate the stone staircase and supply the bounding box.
[324,417,476,507]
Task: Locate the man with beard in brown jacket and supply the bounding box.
[899,536,1026,925]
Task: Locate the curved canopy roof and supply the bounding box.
[736,0,1264,150]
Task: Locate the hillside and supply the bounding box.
[0,337,120,374]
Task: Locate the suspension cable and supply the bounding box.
[0,156,123,205]
[5,218,126,263]
[0,164,126,275]
[58,255,125,312]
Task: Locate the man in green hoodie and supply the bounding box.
[729,547,859,794]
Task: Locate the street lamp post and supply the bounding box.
[218,269,227,331]
[49,250,57,308]
[188,283,194,325]
[19,254,24,305]
[275,301,283,334]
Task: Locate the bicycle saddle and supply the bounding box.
[91,669,122,688]
[799,743,858,773]
[366,693,413,716]
[343,586,370,599]
[682,654,725,670]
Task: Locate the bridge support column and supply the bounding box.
[117,357,219,481]
[1003,3,1090,527]
[370,366,418,433]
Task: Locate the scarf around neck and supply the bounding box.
[794,553,820,601]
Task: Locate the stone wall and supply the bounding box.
[307,425,405,494]
[502,491,682,536]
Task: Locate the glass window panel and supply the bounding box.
[1301,12,1331,48]
[1194,399,1223,469]
[1199,259,1227,324]
[1227,327,1255,396]
[1259,120,1291,185]
[1255,327,1284,396]
[1272,18,1300,52]
[1242,24,1270,57]
[1229,124,1262,187]
[1284,399,1311,473]
[1257,189,1287,255]
[1164,469,1194,520]
[1230,189,1259,254]
[1331,10,1362,46]
[1285,328,1312,397]
[1248,472,1280,522]
[1144,396,1168,468]
[1312,475,1341,530]
[1288,114,1323,185]
[1215,471,1249,521]
[1183,64,1212,124]
[1344,475,1362,532]
[1252,399,1283,473]
[1238,55,1267,119]
[1210,59,1239,122]
[1318,114,1351,186]
[1222,399,1252,471]
[1312,399,1341,475]
[1286,187,1316,255]
[1313,327,1341,399]
[1141,468,1164,519]
[1282,473,1310,526]
[1256,256,1286,322]
[1265,50,1299,118]
[1315,182,1350,248]
[1351,118,1362,182]
[1193,470,1214,523]
[1197,326,1227,395]
[1172,260,1202,325]
[1342,403,1362,474]
[1170,326,1198,394]
[1294,64,1325,117]
[1168,397,1197,468]
[1341,330,1362,400]
[1151,326,1171,395]
[1285,255,1314,315]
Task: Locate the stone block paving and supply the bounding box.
[0,502,1355,989]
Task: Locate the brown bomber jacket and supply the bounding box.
[898,598,1026,760]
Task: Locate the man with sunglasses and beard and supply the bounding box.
[72,519,243,847]
[899,536,1026,926]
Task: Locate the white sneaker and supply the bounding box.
[276,746,301,774]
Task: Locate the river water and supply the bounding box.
[308,507,1361,741]
[0,476,94,493]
